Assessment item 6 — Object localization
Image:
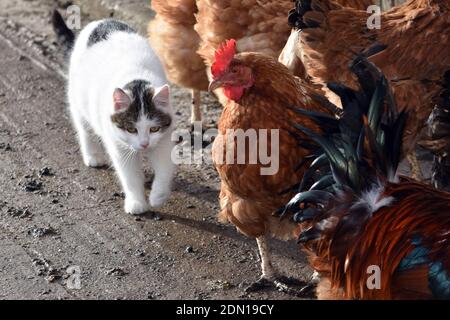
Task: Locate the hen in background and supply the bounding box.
[281,0,450,180]
[208,39,338,295]
[282,57,450,299]
[195,0,296,67]
[148,0,375,129]
[148,0,209,130]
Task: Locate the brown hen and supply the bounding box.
[208,40,334,294]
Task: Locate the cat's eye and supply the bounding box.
[127,127,137,134]
[150,127,161,133]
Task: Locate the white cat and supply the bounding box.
[58,17,175,215]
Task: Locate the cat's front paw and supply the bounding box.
[83,153,108,168]
[149,191,170,208]
[124,197,150,215]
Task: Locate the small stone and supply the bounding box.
[152,213,162,221]
[106,267,127,277]
[0,143,12,151]
[208,280,232,291]
[39,167,54,177]
[185,246,194,253]
[45,275,59,283]
[7,207,32,218]
[134,249,146,257]
[22,179,43,192]
[28,226,56,238]
[112,192,125,198]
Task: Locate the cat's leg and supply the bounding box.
[148,136,175,208]
[106,141,150,215]
[71,111,107,168]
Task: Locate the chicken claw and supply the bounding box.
[245,275,315,298]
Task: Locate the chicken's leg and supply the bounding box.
[190,89,202,132]
[257,235,276,279]
[407,150,423,181]
[245,236,314,297]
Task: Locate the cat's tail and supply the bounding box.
[51,9,75,59]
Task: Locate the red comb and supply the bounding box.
[211,39,236,78]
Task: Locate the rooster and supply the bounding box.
[208,39,337,294]
[148,0,375,129]
[281,0,450,180]
[281,57,450,299]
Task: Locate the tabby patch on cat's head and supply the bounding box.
[111,80,172,132]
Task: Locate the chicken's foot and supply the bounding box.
[406,149,423,181]
[245,236,315,297]
[407,150,423,181]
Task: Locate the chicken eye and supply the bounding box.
[127,127,137,134]
[150,127,161,133]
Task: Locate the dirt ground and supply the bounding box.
[0,0,317,300]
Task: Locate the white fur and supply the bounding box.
[68,20,175,215]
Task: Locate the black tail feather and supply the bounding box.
[280,56,409,222]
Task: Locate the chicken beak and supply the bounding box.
[208,78,224,92]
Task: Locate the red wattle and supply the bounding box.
[223,86,244,102]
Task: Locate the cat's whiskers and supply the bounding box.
[121,147,137,167]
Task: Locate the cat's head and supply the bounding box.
[110,80,172,151]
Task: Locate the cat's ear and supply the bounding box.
[113,88,131,112]
[152,84,170,108]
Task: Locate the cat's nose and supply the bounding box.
[140,142,149,149]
